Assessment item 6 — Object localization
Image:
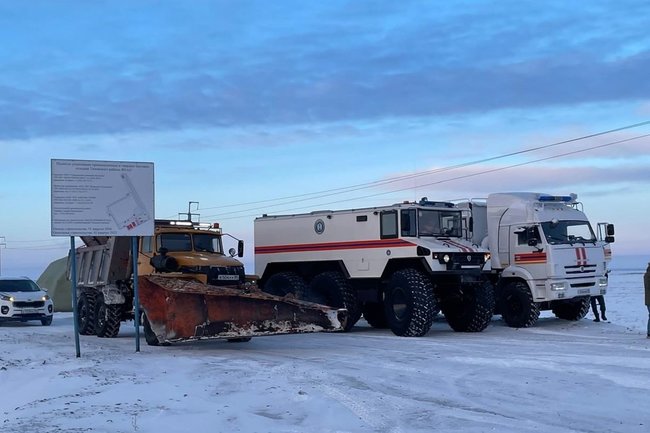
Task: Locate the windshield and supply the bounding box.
[0,279,41,292]
[158,233,224,253]
[540,220,596,245]
[418,209,462,237]
[193,234,224,254]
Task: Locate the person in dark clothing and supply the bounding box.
[591,295,607,322]
[643,263,650,338]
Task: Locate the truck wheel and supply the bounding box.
[551,296,590,321]
[383,269,435,337]
[362,302,389,328]
[77,293,96,335]
[94,299,122,338]
[308,271,361,331]
[441,282,494,332]
[500,281,540,328]
[263,272,307,299]
[142,313,160,346]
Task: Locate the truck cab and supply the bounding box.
[139,220,246,286]
[462,192,613,327]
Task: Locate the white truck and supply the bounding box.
[254,198,495,337]
[459,192,614,328]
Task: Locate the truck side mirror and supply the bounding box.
[605,236,615,243]
[528,238,538,247]
[237,240,244,258]
[606,224,615,236]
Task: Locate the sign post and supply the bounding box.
[51,159,154,355]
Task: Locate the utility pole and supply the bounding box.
[0,236,6,276]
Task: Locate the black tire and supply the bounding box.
[551,296,591,321]
[77,293,96,335]
[142,313,160,346]
[307,271,361,331]
[362,302,389,328]
[383,269,436,337]
[441,282,495,332]
[94,299,122,338]
[41,316,53,326]
[499,281,540,328]
[263,272,307,299]
[227,337,252,343]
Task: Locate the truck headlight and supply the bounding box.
[550,282,566,291]
[598,278,608,287]
[484,253,491,263]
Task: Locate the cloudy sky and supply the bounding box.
[1,0,649,276]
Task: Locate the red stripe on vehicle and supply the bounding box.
[514,252,547,264]
[255,238,415,254]
[575,247,587,265]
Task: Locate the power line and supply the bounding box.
[196,119,650,217]
[210,132,649,220]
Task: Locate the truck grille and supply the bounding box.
[207,266,245,286]
[565,264,596,275]
[434,253,486,271]
[14,301,45,308]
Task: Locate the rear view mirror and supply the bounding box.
[528,238,539,247]
[605,236,615,243]
[237,240,244,258]
[606,224,615,236]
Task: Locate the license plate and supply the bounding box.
[577,289,590,295]
[217,275,239,281]
[22,308,39,314]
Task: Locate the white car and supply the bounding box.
[0,276,54,326]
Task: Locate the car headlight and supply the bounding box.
[1,294,14,302]
[550,282,566,291]
[42,295,50,301]
[484,253,491,263]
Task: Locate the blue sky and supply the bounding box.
[1,0,649,277]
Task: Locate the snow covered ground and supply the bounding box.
[1,259,649,433]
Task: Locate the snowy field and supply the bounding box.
[1,257,649,433]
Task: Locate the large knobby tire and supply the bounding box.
[307,271,361,331]
[94,299,122,338]
[263,272,307,299]
[383,269,436,337]
[362,301,389,329]
[142,313,160,346]
[552,296,591,321]
[77,293,96,335]
[441,282,495,332]
[500,281,540,328]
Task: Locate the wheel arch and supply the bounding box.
[380,258,430,281]
[259,260,350,285]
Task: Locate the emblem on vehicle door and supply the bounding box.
[314,219,325,235]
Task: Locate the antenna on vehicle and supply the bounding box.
[178,201,200,222]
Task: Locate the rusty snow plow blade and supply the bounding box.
[138,275,347,345]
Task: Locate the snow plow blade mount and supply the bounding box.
[138,275,347,344]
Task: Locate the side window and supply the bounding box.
[517,226,540,245]
[400,209,416,237]
[141,236,153,253]
[381,210,398,239]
